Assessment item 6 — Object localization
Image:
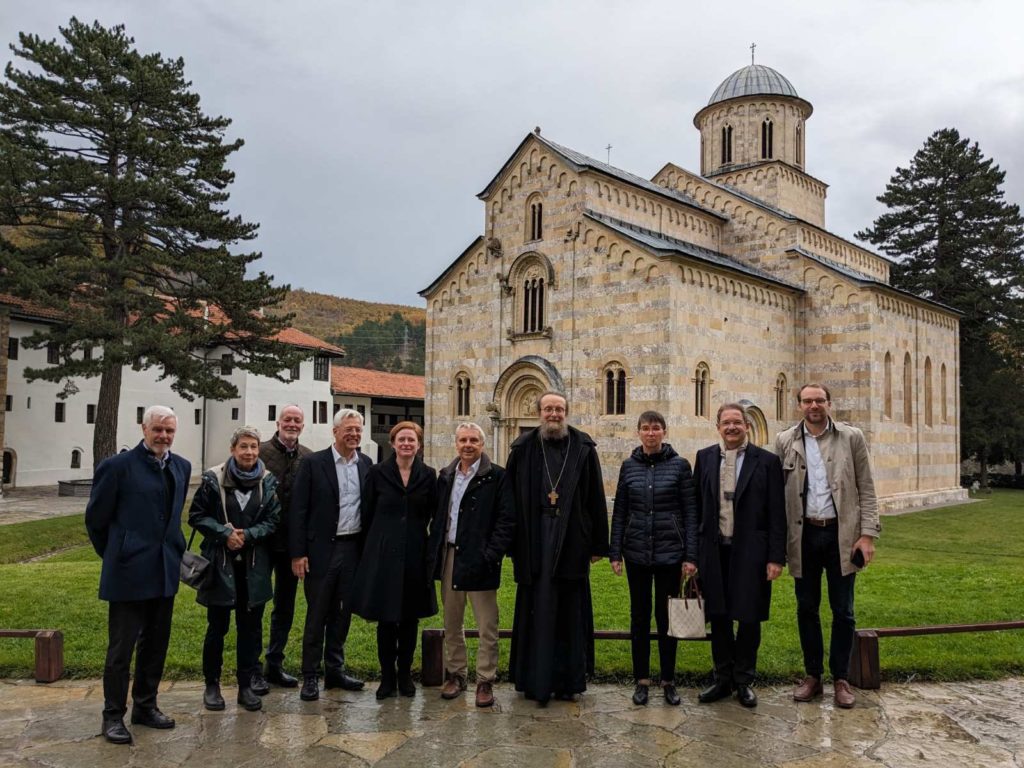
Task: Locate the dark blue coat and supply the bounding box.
[609,443,698,567]
[85,442,191,602]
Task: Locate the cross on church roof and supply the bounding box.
[750,42,756,65]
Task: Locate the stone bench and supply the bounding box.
[420,627,709,686]
[0,629,64,682]
[848,620,1024,689]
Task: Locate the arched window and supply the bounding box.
[924,357,933,427]
[940,363,948,423]
[795,123,803,166]
[884,352,893,419]
[525,194,543,241]
[603,363,627,415]
[720,124,733,164]
[761,118,774,159]
[694,363,710,418]
[775,373,788,420]
[522,276,545,332]
[903,352,913,425]
[70,449,81,469]
[454,373,471,417]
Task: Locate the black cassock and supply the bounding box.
[506,430,607,702]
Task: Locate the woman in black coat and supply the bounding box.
[350,421,438,699]
[609,411,698,706]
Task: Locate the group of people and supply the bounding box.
[84,382,878,745]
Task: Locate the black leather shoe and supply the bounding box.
[325,671,365,691]
[102,718,132,744]
[375,678,397,700]
[662,683,681,706]
[631,683,649,705]
[238,687,263,711]
[698,680,733,704]
[250,670,270,696]
[203,682,226,711]
[300,675,319,701]
[737,684,758,708]
[397,672,416,697]
[265,663,299,688]
[130,707,175,729]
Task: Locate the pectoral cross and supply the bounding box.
[548,489,559,505]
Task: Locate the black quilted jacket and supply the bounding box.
[609,443,698,567]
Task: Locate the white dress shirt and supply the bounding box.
[804,422,837,519]
[331,445,362,535]
[447,458,480,544]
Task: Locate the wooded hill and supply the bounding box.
[280,288,424,340]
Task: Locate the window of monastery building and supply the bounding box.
[761,118,774,160]
[903,352,913,425]
[720,125,733,164]
[884,352,893,420]
[694,363,710,418]
[940,363,948,423]
[603,363,627,416]
[775,373,788,421]
[454,372,471,417]
[924,357,933,427]
[525,194,544,242]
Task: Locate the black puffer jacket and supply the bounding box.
[609,443,698,567]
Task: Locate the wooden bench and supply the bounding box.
[848,620,1024,690]
[421,627,709,686]
[0,629,64,682]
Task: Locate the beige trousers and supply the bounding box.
[441,545,499,683]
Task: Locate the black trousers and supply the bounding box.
[709,543,762,686]
[624,561,680,682]
[376,619,419,680]
[301,538,357,676]
[102,596,175,721]
[264,548,299,667]
[794,523,856,680]
[203,561,265,686]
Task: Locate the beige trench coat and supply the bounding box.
[773,421,880,577]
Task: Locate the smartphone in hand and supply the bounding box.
[851,548,866,568]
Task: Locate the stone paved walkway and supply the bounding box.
[1,677,1021,767]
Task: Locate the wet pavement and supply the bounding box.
[0,486,92,526]
[1,677,1022,767]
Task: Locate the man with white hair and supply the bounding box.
[86,406,191,744]
[429,422,514,707]
[290,407,372,701]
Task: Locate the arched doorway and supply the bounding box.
[740,402,769,447]
[491,356,565,460]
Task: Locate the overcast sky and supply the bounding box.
[3,1,1022,306]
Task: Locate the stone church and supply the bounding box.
[420,63,966,511]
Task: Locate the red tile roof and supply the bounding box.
[331,366,425,400]
[0,293,66,322]
[273,327,344,356]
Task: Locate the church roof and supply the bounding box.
[477,132,725,221]
[708,64,802,106]
[786,247,960,315]
[586,211,802,292]
[418,236,484,298]
[331,366,425,400]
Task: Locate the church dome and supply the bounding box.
[707,64,800,106]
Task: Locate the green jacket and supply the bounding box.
[187,463,280,608]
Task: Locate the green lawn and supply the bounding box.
[1,490,1021,684]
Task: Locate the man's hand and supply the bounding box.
[853,535,876,566]
[291,557,309,580]
[590,555,603,564]
[682,561,697,578]
[611,560,623,576]
[226,526,245,551]
[766,562,783,581]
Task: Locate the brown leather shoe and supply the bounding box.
[475,681,494,708]
[833,679,856,709]
[793,676,823,702]
[440,673,466,700]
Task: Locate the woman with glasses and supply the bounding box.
[609,411,698,706]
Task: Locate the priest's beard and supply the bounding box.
[540,422,569,441]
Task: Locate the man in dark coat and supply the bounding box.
[428,422,514,707]
[252,404,312,692]
[506,391,609,705]
[290,408,372,701]
[85,405,191,744]
[693,403,786,708]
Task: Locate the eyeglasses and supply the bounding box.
[541,406,566,414]
[799,398,828,406]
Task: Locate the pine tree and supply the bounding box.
[0,19,306,468]
[857,128,1024,481]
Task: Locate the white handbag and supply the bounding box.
[667,575,706,639]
